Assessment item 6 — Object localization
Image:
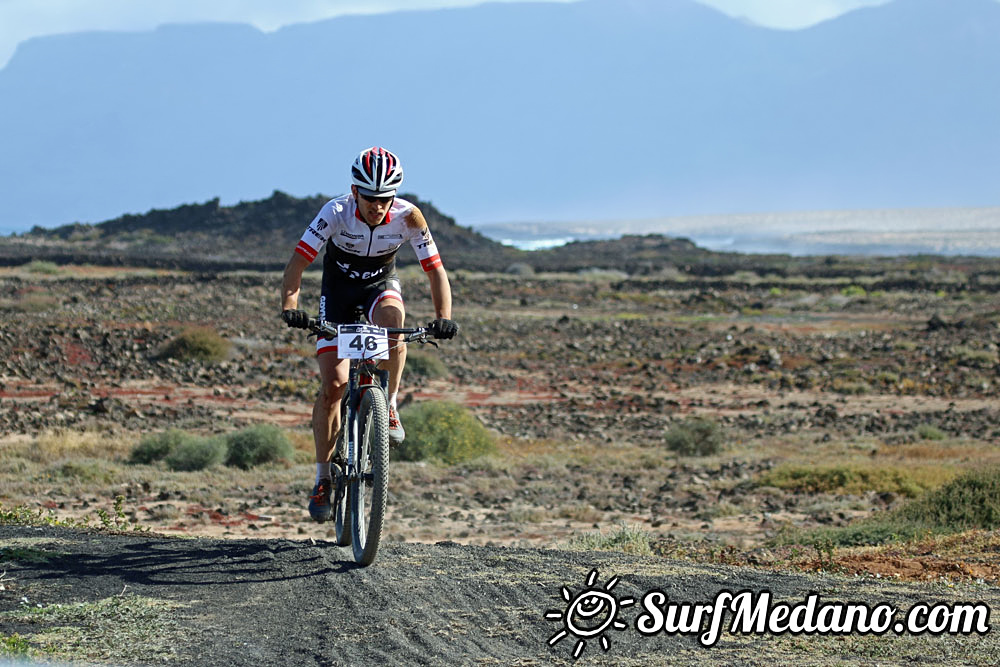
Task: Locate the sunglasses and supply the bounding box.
[357,191,394,204]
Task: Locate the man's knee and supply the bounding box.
[317,379,347,408]
[373,299,405,328]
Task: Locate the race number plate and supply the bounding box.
[337,324,389,361]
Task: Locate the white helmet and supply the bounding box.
[351,146,403,198]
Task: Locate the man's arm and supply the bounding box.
[426,264,452,320]
[404,205,452,320]
[281,252,311,312]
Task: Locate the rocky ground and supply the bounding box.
[2,260,1000,663]
[1,264,999,545]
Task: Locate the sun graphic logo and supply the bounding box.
[545,569,635,659]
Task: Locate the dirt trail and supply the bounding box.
[2,525,998,665]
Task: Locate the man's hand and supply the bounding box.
[428,318,459,339]
[281,309,311,329]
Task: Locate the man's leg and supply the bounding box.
[314,349,350,464]
[309,348,349,522]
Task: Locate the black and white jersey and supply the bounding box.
[295,195,442,282]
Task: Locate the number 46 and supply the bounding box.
[349,335,380,352]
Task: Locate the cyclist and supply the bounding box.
[280,146,459,522]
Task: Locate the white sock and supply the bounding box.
[389,392,398,411]
[316,462,331,483]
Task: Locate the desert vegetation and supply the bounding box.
[2,247,1000,665]
[0,253,997,586]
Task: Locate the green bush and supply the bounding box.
[50,459,119,484]
[1,632,31,657]
[224,424,294,469]
[775,466,1000,548]
[948,345,997,369]
[896,466,1000,531]
[394,401,496,465]
[132,426,292,470]
[404,350,449,379]
[830,378,871,395]
[130,430,190,464]
[771,520,915,549]
[164,436,226,472]
[23,260,61,275]
[916,424,946,441]
[663,417,724,456]
[840,284,867,298]
[157,327,231,363]
[757,464,945,498]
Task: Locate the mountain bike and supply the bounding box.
[305,317,434,566]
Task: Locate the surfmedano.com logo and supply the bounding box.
[545,569,635,659]
[544,571,992,660]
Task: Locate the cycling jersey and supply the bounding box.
[295,195,442,283]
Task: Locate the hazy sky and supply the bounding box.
[0,0,895,68]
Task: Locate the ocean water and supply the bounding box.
[475,207,1000,257]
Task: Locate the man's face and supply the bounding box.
[353,186,394,225]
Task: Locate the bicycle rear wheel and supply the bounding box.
[350,386,389,565]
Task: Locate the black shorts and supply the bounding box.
[316,272,403,356]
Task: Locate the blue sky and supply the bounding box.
[0,0,893,68]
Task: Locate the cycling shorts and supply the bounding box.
[316,272,403,356]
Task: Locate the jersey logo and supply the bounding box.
[340,230,364,240]
[336,261,386,281]
[316,219,329,231]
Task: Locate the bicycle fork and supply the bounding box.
[342,364,389,484]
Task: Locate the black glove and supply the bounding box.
[281,309,311,329]
[428,318,459,340]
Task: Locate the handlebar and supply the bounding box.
[304,317,434,344]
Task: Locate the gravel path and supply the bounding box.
[2,526,998,665]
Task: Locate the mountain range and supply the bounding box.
[1,0,998,233]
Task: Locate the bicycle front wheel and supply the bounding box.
[350,386,389,566]
[333,425,351,547]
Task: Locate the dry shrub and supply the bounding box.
[157,327,231,363]
[557,503,603,523]
[0,293,60,313]
[404,349,449,379]
[47,459,121,484]
[758,463,954,498]
[566,523,653,556]
[6,430,135,463]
